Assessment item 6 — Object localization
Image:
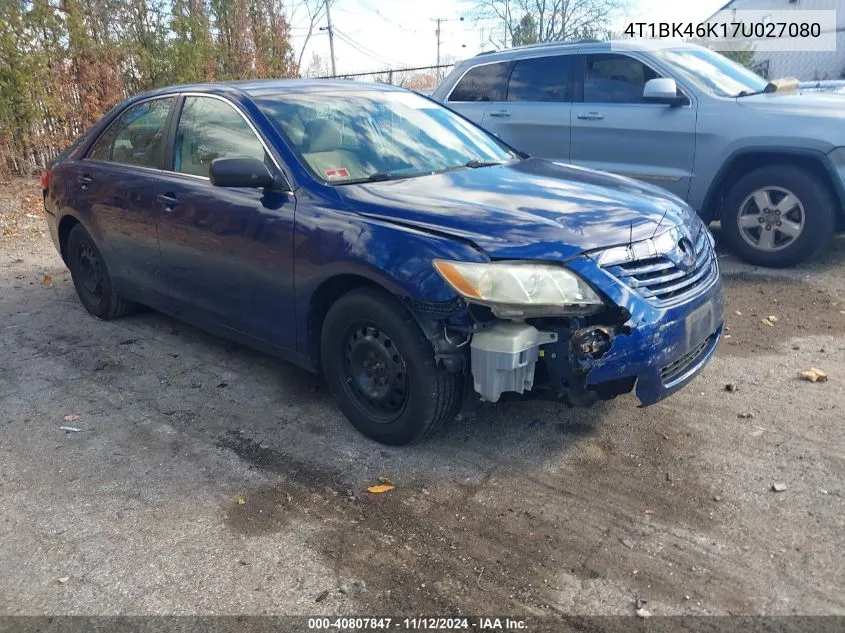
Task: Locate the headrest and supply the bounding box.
[304,119,342,153]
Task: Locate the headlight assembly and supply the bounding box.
[432,259,604,318]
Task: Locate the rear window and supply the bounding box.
[507,55,571,102]
[448,62,511,102]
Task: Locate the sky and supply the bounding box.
[287,0,730,77]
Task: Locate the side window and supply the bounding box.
[507,55,571,102]
[584,54,661,104]
[87,98,174,167]
[174,96,267,178]
[448,62,511,102]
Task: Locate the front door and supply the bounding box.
[569,53,697,200]
[155,95,297,350]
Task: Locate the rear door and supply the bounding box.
[154,94,297,350]
[70,96,176,301]
[569,52,697,200]
[480,53,574,160]
[442,60,512,125]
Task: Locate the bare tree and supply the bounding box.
[287,0,330,75]
[467,0,628,48]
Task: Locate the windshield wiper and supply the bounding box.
[734,82,777,98]
[465,158,508,168]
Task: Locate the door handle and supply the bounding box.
[577,112,604,121]
[156,193,180,211]
[77,174,92,189]
[488,109,511,118]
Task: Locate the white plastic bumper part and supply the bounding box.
[470,322,557,403]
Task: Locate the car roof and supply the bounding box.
[132,78,406,102]
[470,39,701,63]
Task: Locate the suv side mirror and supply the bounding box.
[210,157,281,189]
[643,78,688,105]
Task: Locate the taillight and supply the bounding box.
[40,169,51,191]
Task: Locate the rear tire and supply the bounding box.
[321,287,463,445]
[66,224,136,320]
[720,165,835,267]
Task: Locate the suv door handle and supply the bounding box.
[488,109,511,118]
[77,174,93,189]
[577,112,604,121]
[156,193,180,212]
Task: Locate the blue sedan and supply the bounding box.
[42,80,724,444]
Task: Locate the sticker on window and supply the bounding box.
[325,168,350,180]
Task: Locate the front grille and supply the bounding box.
[601,227,717,306]
[660,333,715,385]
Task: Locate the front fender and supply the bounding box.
[293,207,488,356]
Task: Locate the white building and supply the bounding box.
[705,0,845,80]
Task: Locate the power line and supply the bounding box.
[332,27,400,68]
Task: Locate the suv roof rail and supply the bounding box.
[474,38,601,56]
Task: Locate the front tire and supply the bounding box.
[321,287,464,445]
[721,165,835,267]
[66,224,136,320]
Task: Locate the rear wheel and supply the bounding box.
[66,224,135,320]
[321,287,463,445]
[721,165,835,267]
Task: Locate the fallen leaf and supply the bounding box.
[58,576,70,584]
[42,274,52,286]
[366,484,395,494]
[636,607,652,618]
[63,414,80,422]
[761,318,774,327]
[798,368,827,383]
[59,426,81,433]
[377,476,394,485]
[236,497,246,505]
[642,509,655,515]
[767,315,778,323]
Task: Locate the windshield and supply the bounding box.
[653,48,770,98]
[254,89,516,184]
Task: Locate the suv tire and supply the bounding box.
[721,165,835,267]
[321,287,464,445]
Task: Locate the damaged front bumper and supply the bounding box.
[468,253,725,407]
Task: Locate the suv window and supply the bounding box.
[507,55,571,102]
[448,61,510,102]
[583,54,661,104]
[88,97,174,167]
[174,96,267,178]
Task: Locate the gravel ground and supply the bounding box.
[0,178,843,618]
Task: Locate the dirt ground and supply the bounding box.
[1,177,843,619]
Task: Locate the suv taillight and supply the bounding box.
[40,169,51,191]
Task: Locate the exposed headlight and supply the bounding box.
[433,260,604,318]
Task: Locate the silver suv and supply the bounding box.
[434,40,845,268]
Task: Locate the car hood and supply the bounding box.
[737,91,845,119]
[338,158,698,260]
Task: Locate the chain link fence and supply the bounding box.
[317,64,456,95]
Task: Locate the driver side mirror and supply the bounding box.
[643,78,689,105]
[209,157,287,190]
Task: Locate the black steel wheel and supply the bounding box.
[321,287,463,445]
[66,224,135,319]
[341,323,409,423]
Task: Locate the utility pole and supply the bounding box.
[433,17,448,68]
[320,0,337,77]
[504,0,509,48]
